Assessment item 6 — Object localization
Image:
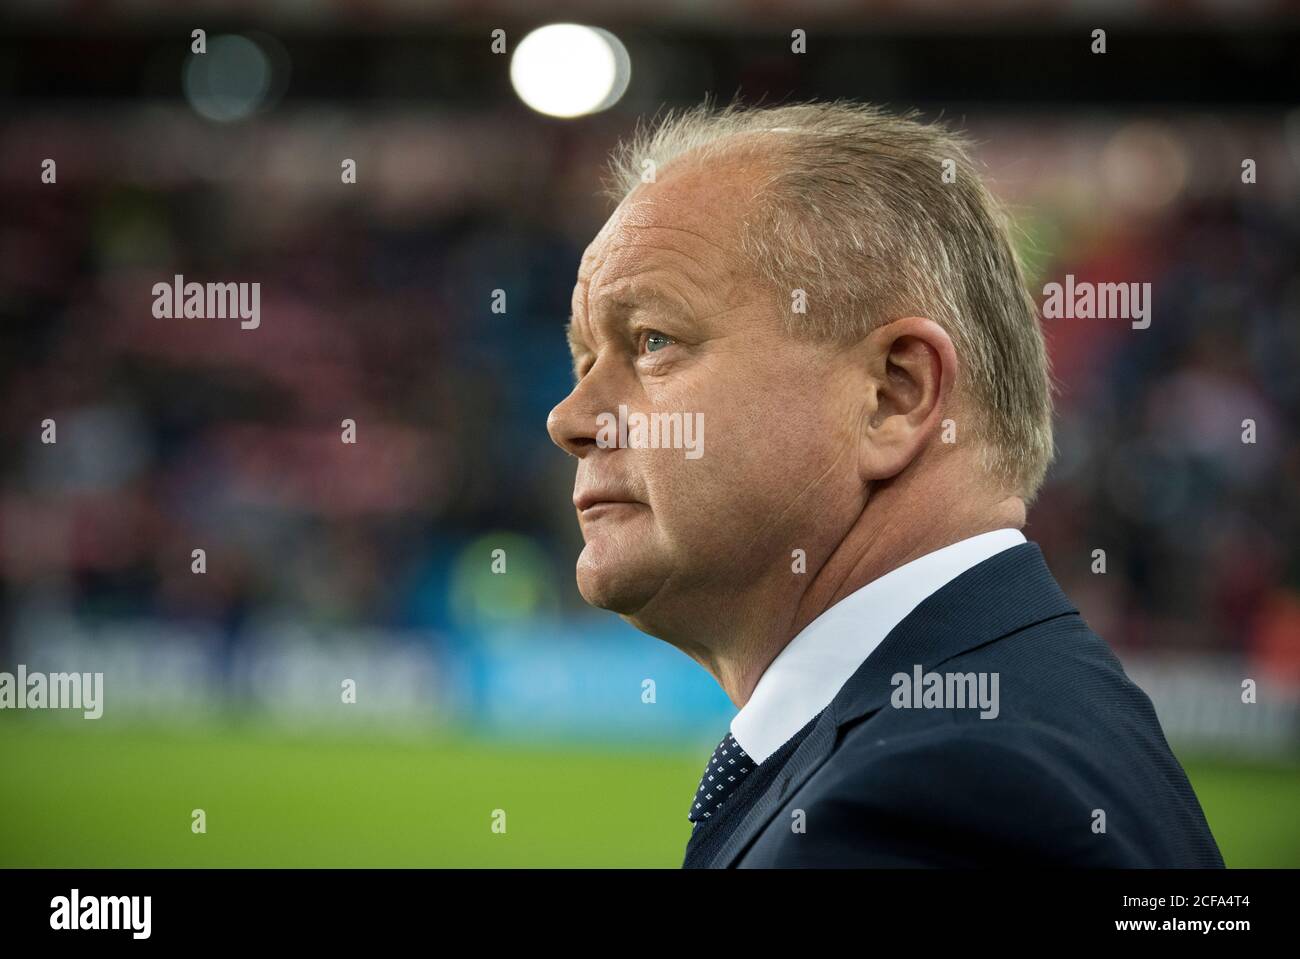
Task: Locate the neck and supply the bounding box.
[697,479,1025,709]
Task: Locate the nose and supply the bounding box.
[547,373,603,459]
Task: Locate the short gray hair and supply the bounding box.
[603,99,1055,501]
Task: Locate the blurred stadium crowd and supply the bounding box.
[3,113,1297,649]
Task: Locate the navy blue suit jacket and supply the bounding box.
[683,542,1225,868]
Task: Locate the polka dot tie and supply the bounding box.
[688,731,754,823]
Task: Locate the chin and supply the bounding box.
[575,541,666,616]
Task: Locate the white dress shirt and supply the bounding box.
[729,528,1027,764]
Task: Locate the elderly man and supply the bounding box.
[547,101,1223,868]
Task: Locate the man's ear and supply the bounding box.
[857,316,958,482]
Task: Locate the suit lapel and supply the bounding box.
[707,543,1077,867]
[705,704,841,868]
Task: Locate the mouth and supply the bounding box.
[574,490,646,516]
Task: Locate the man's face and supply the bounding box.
[547,159,866,639]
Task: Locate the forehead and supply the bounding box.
[573,157,764,315]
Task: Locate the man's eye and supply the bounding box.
[643,331,674,353]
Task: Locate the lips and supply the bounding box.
[573,489,643,512]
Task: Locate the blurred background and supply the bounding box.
[0,0,1297,867]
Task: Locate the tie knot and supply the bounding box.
[687,731,755,823]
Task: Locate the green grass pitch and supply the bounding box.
[2,719,1296,867]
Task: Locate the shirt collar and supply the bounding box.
[729,528,1027,764]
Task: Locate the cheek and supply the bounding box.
[641,376,842,523]
[634,345,850,510]
[732,364,844,460]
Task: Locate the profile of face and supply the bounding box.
[546,158,880,644]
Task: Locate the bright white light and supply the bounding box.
[510,24,630,119]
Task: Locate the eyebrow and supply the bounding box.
[568,286,691,351]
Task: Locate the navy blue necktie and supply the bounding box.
[688,731,755,823]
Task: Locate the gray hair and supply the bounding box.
[603,99,1054,501]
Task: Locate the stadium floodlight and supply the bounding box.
[510,24,630,118]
